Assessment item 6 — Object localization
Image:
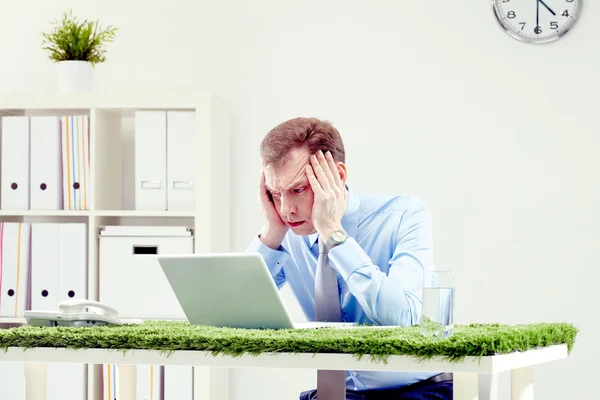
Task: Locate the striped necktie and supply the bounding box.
[315,238,345,399]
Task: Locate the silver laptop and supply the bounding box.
[156,252,356,330]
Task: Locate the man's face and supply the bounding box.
[263,147,317,235]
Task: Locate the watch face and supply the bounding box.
[332,230,346,243]
[493,0,582,44]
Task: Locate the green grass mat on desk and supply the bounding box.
[0,321,578,363]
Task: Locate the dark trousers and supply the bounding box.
[299,374,452,400]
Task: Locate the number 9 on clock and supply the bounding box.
[493,0,583,44]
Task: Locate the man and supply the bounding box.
[246,117,452,399]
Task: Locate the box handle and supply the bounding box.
[141,180,161,189]
[133,245,158,255]
[173,180,194,190]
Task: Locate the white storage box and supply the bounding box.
[99,226,193,319]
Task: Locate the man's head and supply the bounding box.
[260,117,347,235]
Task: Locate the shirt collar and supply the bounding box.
[307,184,360,248]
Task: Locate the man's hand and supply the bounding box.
[305,150,348,240]
[258,167,288,249]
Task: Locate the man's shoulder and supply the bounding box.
[358,190,430,217]
[354,191,433,245]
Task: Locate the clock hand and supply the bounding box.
[536,0,540,29]
[538,0,557,16]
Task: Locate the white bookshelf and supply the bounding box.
[0,91,231,400]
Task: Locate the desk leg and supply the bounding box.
[511,367,534,400]
[24,362,47,400]
[479,373,499,400]
[454,372,479,400]
[194,366,230,400]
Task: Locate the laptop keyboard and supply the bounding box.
[293,321,358,329]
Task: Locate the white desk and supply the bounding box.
[0,343,569,400]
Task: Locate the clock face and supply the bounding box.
[493,0,583,44]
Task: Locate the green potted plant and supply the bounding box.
[41,10,117,93]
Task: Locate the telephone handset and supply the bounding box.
[58,299,119,317]
[24,299,143,327]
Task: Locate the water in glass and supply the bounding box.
[420,271,455,338]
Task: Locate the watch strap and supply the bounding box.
[325,230,348,251]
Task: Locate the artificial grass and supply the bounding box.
[0,321,578,364]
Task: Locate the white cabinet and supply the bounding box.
[98,225,194,319]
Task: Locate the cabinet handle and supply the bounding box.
[132,245,158,255]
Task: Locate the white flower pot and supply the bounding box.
[56,60,94,93]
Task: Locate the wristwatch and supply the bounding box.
[325,229,348,251]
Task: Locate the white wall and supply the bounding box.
[1,0,597,399]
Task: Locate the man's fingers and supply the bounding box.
[318,151,337,189]
[324,151,342,188]
[306,165,324,196]
[311,152,332,191]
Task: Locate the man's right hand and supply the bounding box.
[258,167,288,249]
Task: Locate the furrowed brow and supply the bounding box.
[266,175,308,193]
[285,179,308,191]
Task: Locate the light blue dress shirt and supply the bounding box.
[245,185,439,391]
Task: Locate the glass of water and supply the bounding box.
[420,270,455,338]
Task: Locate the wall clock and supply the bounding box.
[493,0,583,44]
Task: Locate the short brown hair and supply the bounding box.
[260,117,345,166]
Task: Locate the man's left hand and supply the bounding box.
[306,150,348,239]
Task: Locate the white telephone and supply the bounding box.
[24,299,143,327]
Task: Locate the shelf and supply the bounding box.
[0,317,26,327]
[0,91,231,400]
[0,210,195,218]
[94,210,195,217]
[0,210,91,217]
[0,91,213,112]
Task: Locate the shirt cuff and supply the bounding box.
[246,235,291,277]
[327,237,372,281]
